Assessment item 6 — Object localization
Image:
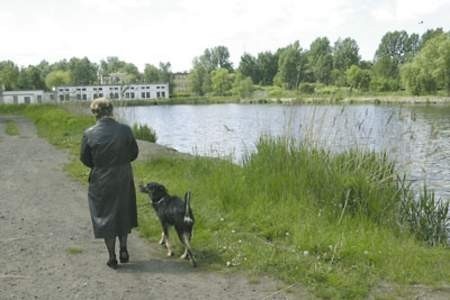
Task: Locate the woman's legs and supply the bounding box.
[119,234,129,263]
[104,237,118,268]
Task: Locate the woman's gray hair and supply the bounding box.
[90,97,113,118]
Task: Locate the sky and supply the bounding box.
[1,0,449,72]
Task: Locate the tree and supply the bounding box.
[346,65,371,91]
[256,51,278,85]
[68,57,98,85]
[232,72,254,98]
[45,70,71,90]
[401,33,450,95]
[274,41,308,89]
[143,64,160,83]
[333,38,360,71]
[17,66,46,90]
[211,68,233,96]
[189,58,210,96]
[0,61,19,90]
[238,53,260,84]
[420,28,444,49]
[308,37,333,84]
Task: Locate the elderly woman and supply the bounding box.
[80,98,139,269]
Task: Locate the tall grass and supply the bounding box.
[135,136,450,299]
[2,104,449,299]
[132,123,157,143]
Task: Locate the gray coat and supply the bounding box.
[80,118,139,239]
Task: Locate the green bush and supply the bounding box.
[132,123,157,143]
[298,82,316,94]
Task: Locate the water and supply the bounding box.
[115,103,450,200]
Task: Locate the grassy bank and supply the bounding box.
[1,104,449,299]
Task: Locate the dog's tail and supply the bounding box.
[183,191,193,224]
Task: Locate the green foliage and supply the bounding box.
[211,68,233,96]
[298,82,316,94]
[5,120,20,136]
[17,65,46,90]
[400,33,450,95]
[68,57,98,85]
[238,53,260,84]
[400,185,449,246]
[0,60,20,90]
[346,65,371,91]
[132,123,157,143]
[333,38,360,72]
[232,72,254,98]
[256,51,278,85]
[143,64,160,83]
[309,37,333,84]
[45,70,72,90]
[275,41,308,89]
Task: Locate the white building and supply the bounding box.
[0,90,54,104]
[56,83,169,102]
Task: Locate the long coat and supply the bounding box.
[80,117,139,239]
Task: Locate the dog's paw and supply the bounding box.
[180,253,188,260]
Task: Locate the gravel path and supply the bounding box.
[0,115,309,300]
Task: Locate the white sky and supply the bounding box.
[1,0,449,72]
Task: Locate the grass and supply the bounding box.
[5,120,20,136]
[1,103,449,299]
[132,123,157,143]
[66,246,83,255]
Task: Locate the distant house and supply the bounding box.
[0,90,54,104]
[173,72,190,95]
[55,83,169,102]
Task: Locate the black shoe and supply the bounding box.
[119,248,129,263]
[107,258,118,269]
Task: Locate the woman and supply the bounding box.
[80,98,139,269]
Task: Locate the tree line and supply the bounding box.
[0,56,173,92]
[0,28,448,96]
[190,28,449,97]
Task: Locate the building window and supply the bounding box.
[141,92,145,98]
[82,94,87,100]
[37,95,42,103]
[59,95,64,101]
[99,87,103,91]
[76,94,81,100]
[114,93,119,98]
[99,93,103,97]
[125,92,129,98]
[131,92,135,99]
[157,86,161,89]
[93,94,98,98]
[146,92,150,98]
[161,91,165,98]
[93,87,97,91]
[157,92,161,98]
[82,88,86,91]
[24,96,31,104]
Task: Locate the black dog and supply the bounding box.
[139,182,196,267]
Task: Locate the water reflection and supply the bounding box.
[116,103,450,200]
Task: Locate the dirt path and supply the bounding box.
[0,115,309,300]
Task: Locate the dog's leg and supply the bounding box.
[162,225,173,257]
[182,232,196,267]
[159,232,166,247]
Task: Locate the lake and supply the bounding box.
[115,103,450,200]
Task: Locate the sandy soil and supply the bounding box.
[0,115,310,300]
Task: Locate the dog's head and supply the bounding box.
[139,182,168,202]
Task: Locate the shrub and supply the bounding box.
[132,123,157,143]
[298,82,316,94]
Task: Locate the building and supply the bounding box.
[0,90,54,104]
[173,72,190,95]
[55,83,169,102]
